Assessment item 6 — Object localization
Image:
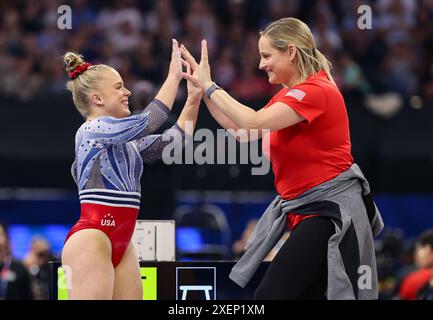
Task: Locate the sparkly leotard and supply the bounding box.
[65,99,184,267]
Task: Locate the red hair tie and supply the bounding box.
[68,63,93,79]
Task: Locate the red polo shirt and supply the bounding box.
[262,70,353,230]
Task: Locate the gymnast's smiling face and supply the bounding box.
[90,68,132,119]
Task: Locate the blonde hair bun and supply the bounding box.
[63,52,85,73]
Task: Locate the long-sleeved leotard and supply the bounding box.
[70,98,185,208]
[65,98,185,267]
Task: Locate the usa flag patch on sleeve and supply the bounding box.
[285,88,306,101]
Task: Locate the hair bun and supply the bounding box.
[63,52,85,73]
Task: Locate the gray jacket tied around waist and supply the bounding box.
[229,163,384,300]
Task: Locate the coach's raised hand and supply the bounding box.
[180,40,213,91]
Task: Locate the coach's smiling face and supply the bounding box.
[258,35,298,87]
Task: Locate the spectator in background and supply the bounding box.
[230,55,271,103]
[374,228,405,298]
[108,11,142,55]
[383,40,419,97]
[143,0,181,43]
[130,80,157,114]
[229,32,273,103]
[2,9,22,51]
[181,0,218,63]
[415,229,433,300]
[375,0,417,47]
[213,46,236,89]
[185,0,218,52]
[336,51,372,95]
[421,78,433,106]
[311,4,342,53]
[24,237,51,276]
[0,221,35,300]
[388,239,418,298]
[23,236,56,300]
[131,33,164,84]
[70,0,97,28]
[0,54,43,102]
[396,229,433,300]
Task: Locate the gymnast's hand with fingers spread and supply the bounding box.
[180,40,213,91]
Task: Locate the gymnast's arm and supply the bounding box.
[133,124,185,164]
[134,92,201,163]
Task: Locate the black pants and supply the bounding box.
[254,216,335,300]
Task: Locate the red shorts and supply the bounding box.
[65,202,139,267]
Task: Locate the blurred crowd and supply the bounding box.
[0,0,433,112]
[1,221,58,300]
